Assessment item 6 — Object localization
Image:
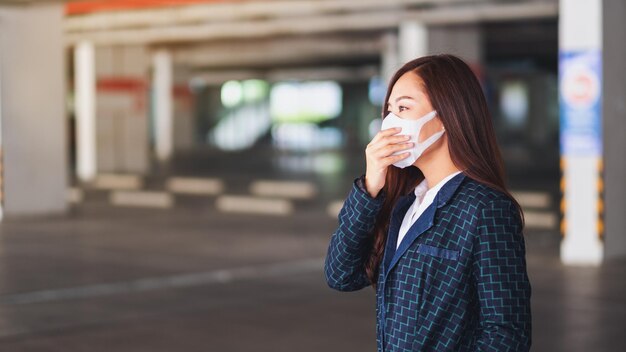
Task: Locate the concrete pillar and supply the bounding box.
[75,41,97,181]
[153,50,173,161]
[558,0,604,265]
[0,3,67,217]
[95,45,150,174]
[173,68,195,151]
[0,31,4,221]
[382,23,482,84]
[428,24,482,66]
[381,22,428,85]
[398,21,428,64]
[381,33,399,85]
[602,0,626,259]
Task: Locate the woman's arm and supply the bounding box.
[472,197,532,351]
[324,176,384,292]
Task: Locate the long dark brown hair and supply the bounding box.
[364,54,523,287]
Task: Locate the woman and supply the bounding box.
[324,54,532,352]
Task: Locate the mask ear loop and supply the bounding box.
[420,130,446,146]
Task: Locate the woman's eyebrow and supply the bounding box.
[395,95,415,103]
[386,96,415,107]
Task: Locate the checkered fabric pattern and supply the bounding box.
[324,173,531,351]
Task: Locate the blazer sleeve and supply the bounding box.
[324,176,384,292]
[472,197,532,351]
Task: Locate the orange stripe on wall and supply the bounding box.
[96,77,147,112]
[173,85,192,98]
[97,78,192,97]
[97,77,147,92]
[66,0,240,16]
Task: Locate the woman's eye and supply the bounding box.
[398,106,408,112]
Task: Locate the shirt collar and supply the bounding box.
[414,170,462,199]
[413,179,429,198]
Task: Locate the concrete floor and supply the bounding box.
[1,200,624,351]
[0,149,624,351]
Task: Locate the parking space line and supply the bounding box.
[524,210,558,229]
[0,258,324,305]
[327,200,344,218]
[67,187,84,203]
[110,190,173,208]
[511,190,552,208]
[166,177,224,195]
[93,174,143,190]
[249,180,317,199]
[216,195,293,216]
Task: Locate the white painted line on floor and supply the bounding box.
[166,177,224,195]
[93,174,142,190]
[511,190,551,209]
[216,195,293,216]
[110,191,173,209]
[0,258,324,305]
[327,200,344,218]
[67,188,84,203]
[249,180,317,199]
[524,210,558,229]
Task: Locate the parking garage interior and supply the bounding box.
[0,1,625,351]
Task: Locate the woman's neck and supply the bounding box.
[421,162,460,189]
[416,139,460,189]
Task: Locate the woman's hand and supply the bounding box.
[364,127,413,198]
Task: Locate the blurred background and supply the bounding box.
[0,0,624,351]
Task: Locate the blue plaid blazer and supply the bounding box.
[324,173,531,351]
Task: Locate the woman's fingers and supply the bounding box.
[375,142,413,158]
[368,134,411,153]
[382,152,410,166]
[369,127,402,145]
[378,127,403,138]
[364,128,412,197]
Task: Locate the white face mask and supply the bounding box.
[380,110,445,168]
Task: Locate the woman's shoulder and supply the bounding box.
[454,176,523,227]
[456,176,516,209]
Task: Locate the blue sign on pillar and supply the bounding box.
[559,50,602,157]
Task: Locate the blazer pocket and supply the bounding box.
[417,244,459,261]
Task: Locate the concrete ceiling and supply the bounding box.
[64,0,558,46]
[61,0,559,82]
[0,0,70,4]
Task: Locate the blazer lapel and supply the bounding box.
[382,193,415,276]
[384,201,436,278]
[383,173,467,279]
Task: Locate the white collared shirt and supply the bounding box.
[396,171,462,249]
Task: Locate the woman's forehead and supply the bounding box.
[389,71,427,101]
